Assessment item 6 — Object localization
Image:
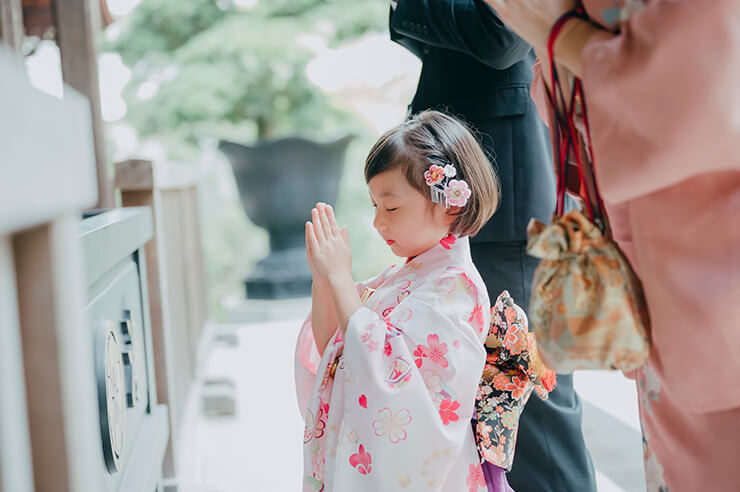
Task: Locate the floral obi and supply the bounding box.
[474,291,557,470]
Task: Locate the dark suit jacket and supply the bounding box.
[390,0,557,242]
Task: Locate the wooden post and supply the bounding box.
[53,0,114,209]
[0,0,23,54]
[13,218,106,492]
[114,160,179,482]
[1,50,102,492]
[0,238,34,492]
[115,159,210,489]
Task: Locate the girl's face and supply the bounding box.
[368,167,455,258]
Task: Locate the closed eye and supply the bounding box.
[386,208,398,212]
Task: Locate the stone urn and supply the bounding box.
[218,135,353,299]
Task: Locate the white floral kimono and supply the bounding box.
[295,236,492,491]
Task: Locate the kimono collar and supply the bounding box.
[405,234,471,267]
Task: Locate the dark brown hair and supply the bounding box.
[364,110,500,237]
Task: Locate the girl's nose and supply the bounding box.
[372,211,384,233]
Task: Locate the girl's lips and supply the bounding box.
[386,239,395,245]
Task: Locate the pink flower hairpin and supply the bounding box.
[424,161,471,208]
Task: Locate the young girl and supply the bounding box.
[295,111,550,491]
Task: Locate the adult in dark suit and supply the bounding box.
[389,2,597,491]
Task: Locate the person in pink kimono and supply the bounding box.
[483,0,740,490]
[295,110,536,491]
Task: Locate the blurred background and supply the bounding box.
[1,1,645,491]
[39,0,413,317]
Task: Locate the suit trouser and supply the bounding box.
[470,240,598,492]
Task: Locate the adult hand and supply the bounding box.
[483,0,577,52]
[305,203,352,284]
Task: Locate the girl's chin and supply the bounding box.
[388,243,408,258]
[388,242,430,259]
[388,244,405,257]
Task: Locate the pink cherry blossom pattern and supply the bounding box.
[413,334,449,368]
[439,398,461,425]
[412,344,428,368]
[445,179,471,207]
[372,407,412,444]
[349,444,372,475]
[424,165,445,185]
[361,324,381,352]
[466,462,487,492]
[425,334,449,368]
[359,394,367,409]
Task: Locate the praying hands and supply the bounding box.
[305,203,361,341]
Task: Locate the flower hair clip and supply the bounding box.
[424,160,471,208]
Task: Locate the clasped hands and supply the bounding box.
[305,203,361,334]
[305,202,353,288]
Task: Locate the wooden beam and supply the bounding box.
[53,0,114,209]
[0,0,23,54]
[13,218,105,492]
[0,238,35,492]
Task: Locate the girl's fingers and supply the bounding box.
[318,203,336,237]
[306,221,319,252]
[340,226,350,248]
[325,204,340,236]
[311,207,326,242]
[305,222,312,254]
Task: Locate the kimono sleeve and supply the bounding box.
[336,270,488,487]
[294,266,397,418]
[581,0,740,202]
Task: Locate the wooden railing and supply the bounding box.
[115,159,210,488]
[1,1,211,487]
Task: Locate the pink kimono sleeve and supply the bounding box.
[581,0,740,203]
[294,267,395,418]
[333,272,488,487]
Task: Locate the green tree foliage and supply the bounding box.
[110,0,230,66]
[109,0,387,143]
[107,0,391,317]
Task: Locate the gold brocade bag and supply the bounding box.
[527,31,650,373]
[527,211,650,372]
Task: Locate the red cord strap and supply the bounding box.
[546,7,604,226]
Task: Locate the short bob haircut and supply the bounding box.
[364,110,500,237]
